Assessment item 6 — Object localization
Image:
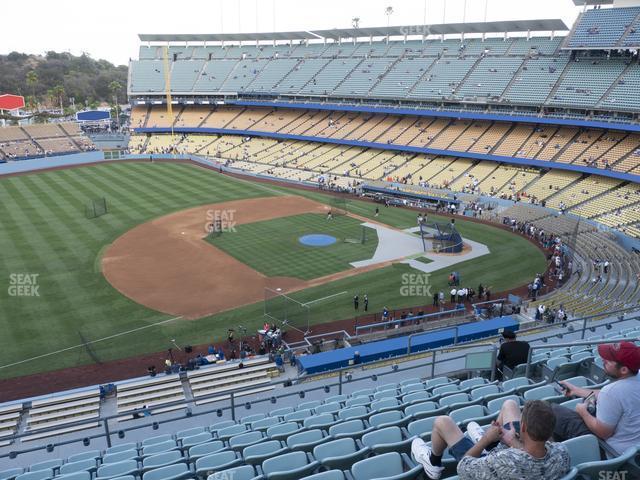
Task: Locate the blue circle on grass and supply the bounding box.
[299,234,337,247]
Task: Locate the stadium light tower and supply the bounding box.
[385,6,394,27]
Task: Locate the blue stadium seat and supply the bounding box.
[351,388,375,398]
[228,430,265,451]
[194,451,242,477]
[55,473,90,480]
[375,383,399,393]
[401,391,430,405]
[266,422,304,441]
[404,401,446,420]
[143,434,174,447]
[562,434,601,467]
[324,395,347,404]
[261,451,320,480]
[425,377,451,389]
[370,397,401,413]
[207,465,263,480]
[344,397,371,408]
[361,426,414,455]
[523,385,565,403]
[16,472,53,480]
[269,407,294,418]
[217,424,248,441]
[0,469,23,480]
[286,429,329,452]
[67,451,101,463]
[250,417,281,431]
[449,405,496,427]
[188,440,226,462]
[142,440,179,457]
[399,378,422,387]
[209,420,236,435]
[431,384,459,398]
[181,432,213,449]
[469,385,501,402]
[298,401,322,411]
[176,426,206,440]
[314,402,342,415]
[486,395,521,415]
[303,413,338,430]
[407,417,437,440]
[368,410,408,429]
[29,461,62,473]
[141,463,191,480]
[328,419,373,439]
[300,471,345,480]
[58,459,97,476]
[102,450,140,464]
[142,451,185,473]
[105,443,138,455]
[312,437,370,470]
[337,406,369,421]
[373,389,399,400]
[459,378,487,390]
[350,451,422,480]
[240,414,266,425]
[284,409,313,423]
[400,384,425,395]
[96,460,140,480]
[242,440,289,466]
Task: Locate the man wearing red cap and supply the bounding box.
[552,341,640,455]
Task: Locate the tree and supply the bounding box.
[52,85,65,112]
[26,70,39,111]
[109,80,123,130]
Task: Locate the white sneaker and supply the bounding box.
[466,421,485,444]
[411,438,444,480]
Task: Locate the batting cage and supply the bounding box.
[419,221,464,253]
[344,225,368,245]
[85,198,108,219]
[264,287,311,336]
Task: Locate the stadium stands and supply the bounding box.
[0,124,96,160]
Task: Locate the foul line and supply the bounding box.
[0,315,183,370]
[303,291,348,306]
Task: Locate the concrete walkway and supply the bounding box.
[350,223,490,273]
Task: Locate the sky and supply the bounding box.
[1,0,584,66]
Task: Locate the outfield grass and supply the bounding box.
[0,163,546,379]
[208,213,378,279]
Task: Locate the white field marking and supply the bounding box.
[0,315,183,370]
[303,291,349,306]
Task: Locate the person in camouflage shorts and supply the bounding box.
[412,399,571,480]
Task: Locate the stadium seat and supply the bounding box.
[142,451,186,473]
[142,463,191,480]
[96,460,140,480]
[207,465,263,480]
[300,471,345,480]
[404,401,446,420]
[181,432,213,449]
[286,429,328,452]
[425,377,450,389]
[562,434,601,467]
[401,391,430,405]
[368,410,408,429]
[250,417,281,431]
[431,384,459,398]
[373,389,399,401]
[361,426,413,455]
[575,447,637,478]
[370,397,401,412]
[188,440,226,462]
[261,451,320,480]
[229,430,265,451]
[345,397,371,408]
[266,422,304,441]
[400,378,422,387]
[558,468,578,480]
[376,383,399,393]
[486,395,521,414]
[470,385,502,402]
[241,414,266,425]
[298,401,322,411]
[328,419,373,439]
[559,398,582,410]
[67,451,101,463]
[58,459,97,476]
[459,378,487,390]
[176,426,206,439]
[407,417,437,440]
[55,473,90,480]
[312,437,370,470]
[143,440,179,457]
[400,384,425,395]
[284,409,313,422]
[105,443,138,455]
[523,385,566,403]
[15,471,53,480]
[102,451,139,464]
[29,461,62,473]
[314,402,342,415]
[194,451,242,476]
[0,469,23,480]
[209,420,236,434]
[350,452,422,480]
[269,407,294,418]
[143,434,174,447]
[217,424,249,441]
[449,405,496,427]
[337,406,369,421]
[242,440,289,466]
[325,395,347,404]
[303,413,338,430]
[351,388,375,398]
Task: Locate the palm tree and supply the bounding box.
[26,70,38,111]
[109,81,123,130]
[352,17,360,29]
[52,85,65,113]
[385,6,394,27]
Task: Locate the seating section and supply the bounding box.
[0,403,22,447]
[0,123,96,160]
[566,6,640,49]
[116,375,187,421]
[22,390,101,442]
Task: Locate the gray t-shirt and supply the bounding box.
[457,442,570,480]
[597,372,640,454]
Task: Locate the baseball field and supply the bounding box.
[0,161,547,380]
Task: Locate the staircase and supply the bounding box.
[595,60,636,109]
[330,57,366,95]
[543,58,573,105]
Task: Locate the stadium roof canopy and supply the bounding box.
[572,0,614,4]
[139,19,569,43]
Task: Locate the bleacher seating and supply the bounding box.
[567,7,640,49]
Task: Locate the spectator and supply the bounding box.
[552,341,640,455]
[411,399,570,479]
[496,330,530,379]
